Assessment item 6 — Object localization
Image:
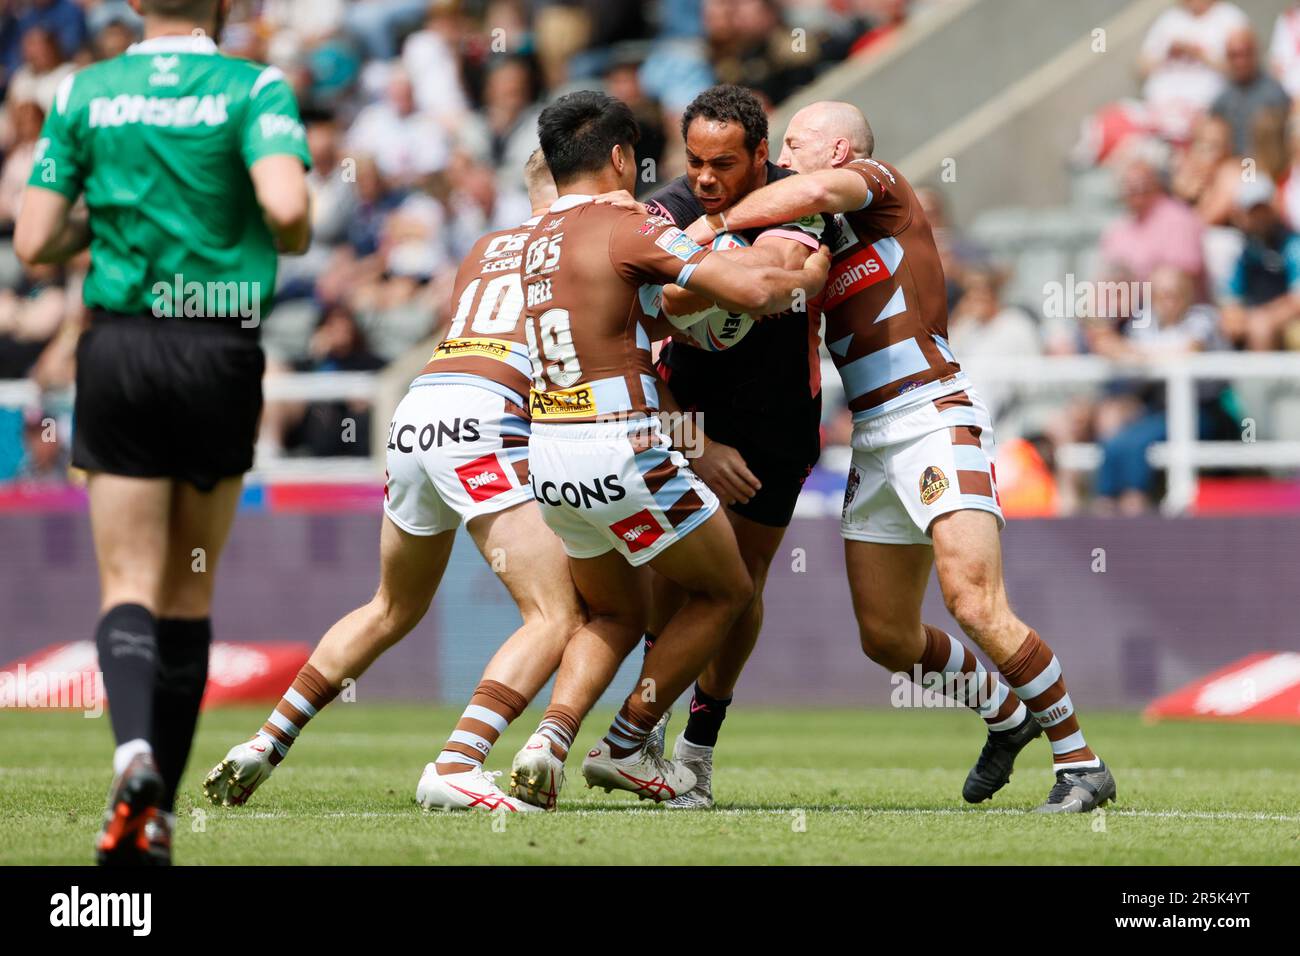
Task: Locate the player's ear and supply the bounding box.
[755,139,769,168]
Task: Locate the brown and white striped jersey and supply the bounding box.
[519,194,713,423]
[824,158,968,422]
[412,217,539,409]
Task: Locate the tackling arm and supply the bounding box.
[682,243,830,315]
[661,237,807,317]
[686,168,870,244]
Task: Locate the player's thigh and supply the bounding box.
[843,537,933,641]
[568,550,651,633]
[87,472,172,612]
[465,499,583,624]
[373,513,457,628]
[158,476,244,617]
[646,506,752,605]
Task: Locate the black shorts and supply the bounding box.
[72,312,264,492]
[660,358,821,528]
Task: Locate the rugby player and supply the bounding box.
[603,85,836,809]
[202,151,588,814]
[679,101,1116,813]
[13,0,312,864]
[502,90,829,809]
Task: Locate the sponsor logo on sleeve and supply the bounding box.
[655,227,704,261]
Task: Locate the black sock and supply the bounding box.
[682,683,731,748]
[95,603,158,748]
[641,632,657,657]
[152,618,212,812]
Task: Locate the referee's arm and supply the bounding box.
[14,188,89,265]
[250,154,311,255]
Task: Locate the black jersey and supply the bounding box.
[645,163,837,401]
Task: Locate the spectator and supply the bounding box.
[460,54,542,189]
[90,15,137,61]
[1220,176,1300,350]
[1090,266,1233,514]
[1276,113,1300,231]
[262,306,387,459]
[1210,26,1290,157]
[0,263,67,378]
[401,0,472,126]
[1139,0,1249,141]
[1171,113,1241,225]
[0,0,85,80]
[915,186,986,310]
[947,264,1041,420]
[705,0,818,105]
[1268,1,1300,98]
[5,25,75,117]
[15,404,65,482]
[346,67,449,188]
[0,100,43,231]
[1100,159,1206,286]
[603,47,667,193]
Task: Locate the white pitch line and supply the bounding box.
[210,807,1300,823]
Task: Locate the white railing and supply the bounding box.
[5,353,1300,512]
[0,371,385,484]
[962,352,1300,515]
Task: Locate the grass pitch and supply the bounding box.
[1,705,1296,865]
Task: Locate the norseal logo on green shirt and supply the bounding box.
[88,94,229,128]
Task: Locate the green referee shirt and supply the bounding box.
[27,33,312,325]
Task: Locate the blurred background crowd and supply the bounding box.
[1,0,1297,519]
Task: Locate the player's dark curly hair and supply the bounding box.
[537,91,641,185]
[680,85,768,154]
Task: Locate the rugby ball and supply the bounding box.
[680,232,755,352]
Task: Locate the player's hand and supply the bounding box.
[800,243,832,292]
[685,215,717,246]
[692,438,761,505]
[593,189,646,214]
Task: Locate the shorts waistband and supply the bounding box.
[852,376,970,430]
[530,417,661,441]
[90,309,260,338]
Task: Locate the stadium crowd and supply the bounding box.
[2,0,1297,518]
[0,0,917,481]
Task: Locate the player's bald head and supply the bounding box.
[777,101,874,174]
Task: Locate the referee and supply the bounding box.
[14,0,311,865]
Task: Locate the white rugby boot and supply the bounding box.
[416,762,541,813]
[665,733,714,809]
[509,734,566,810]
[581,739,696,803]
[203,738,277,807]
[646,709,671,759]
